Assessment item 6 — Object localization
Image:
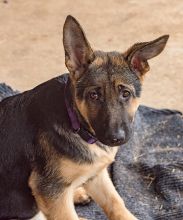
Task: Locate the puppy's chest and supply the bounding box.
[60,143,118,187]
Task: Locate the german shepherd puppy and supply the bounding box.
[0,15,169,220]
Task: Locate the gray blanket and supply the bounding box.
[0,83,183,220]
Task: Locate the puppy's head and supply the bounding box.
[63,15,169,146]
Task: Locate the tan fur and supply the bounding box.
[75,99,95,134]
[74,186,90,204]
[114,78,136,94]
[30,163,137,220]
[59,143,118,187]
[29,172,50,216]
[91,51,125,68]
[92,56,106,67]
[84,169,137,220]
[128,98,140,120]
[110,55,125,66]
[29,136,120,220]
[29,172,82,220]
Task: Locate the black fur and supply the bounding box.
[0,74,94,219]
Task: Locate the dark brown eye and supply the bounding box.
[122,90,131,98]
[90,91,99,100]
[118,85,131,99]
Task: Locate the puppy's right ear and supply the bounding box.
[63,15,94,80]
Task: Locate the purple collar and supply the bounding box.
[64,78,97,144]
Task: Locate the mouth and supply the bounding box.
[97,135,131,147]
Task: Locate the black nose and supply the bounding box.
[111,129,126,145]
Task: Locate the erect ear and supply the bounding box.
[124,35,169,77]
[63,15,94,80]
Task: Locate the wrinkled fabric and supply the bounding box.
[1,83,183,220]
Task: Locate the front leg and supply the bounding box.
[29,171,85,220]
[84,169,138,220]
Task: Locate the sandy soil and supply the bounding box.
[0,0,182,111]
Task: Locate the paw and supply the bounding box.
[74,186,91,205]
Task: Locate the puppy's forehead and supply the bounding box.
[92,51,126,67]
[76,51,142,96]
[87,51,140,85]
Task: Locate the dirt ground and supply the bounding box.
[0,0,182,111]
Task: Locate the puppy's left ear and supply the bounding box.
[124,35,169,78]
[63,15,94,80]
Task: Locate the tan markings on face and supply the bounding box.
[111,75,140,118]
[114,78,136,94]
[89,51,109,68]
[127,98,140,120]
[75,99,95,134]
[110,55,126,66]
[92,56,106,67]
[109,72,136,96]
